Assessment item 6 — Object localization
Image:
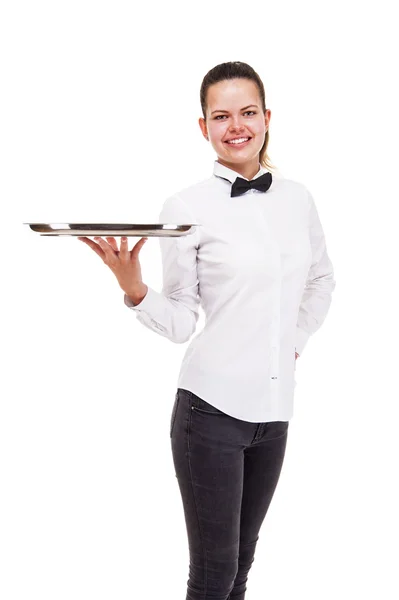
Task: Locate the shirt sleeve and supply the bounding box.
[123,194,201,344]
[295,188,336,355]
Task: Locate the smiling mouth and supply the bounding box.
[224,137,252,146]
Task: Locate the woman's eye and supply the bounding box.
[214,111,256,120]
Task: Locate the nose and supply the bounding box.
[229,116,246,131]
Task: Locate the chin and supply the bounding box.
[218,142,261,159]
[220,151,259,162]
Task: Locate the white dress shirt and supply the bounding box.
[124,160,336,423]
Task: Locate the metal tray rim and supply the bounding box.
[23,222,202,236]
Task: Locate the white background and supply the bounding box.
[1,1,398,598]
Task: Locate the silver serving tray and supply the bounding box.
[24,223,199,237]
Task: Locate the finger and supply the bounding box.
[119,236,129,260]
[94,236,118,264]
[130,237,148,259]
[106,237,119,252]
[77,236,105,260]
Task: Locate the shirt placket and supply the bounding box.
[251,187,281,396]
[270,290,281,384]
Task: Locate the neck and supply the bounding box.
[217,157,260,181]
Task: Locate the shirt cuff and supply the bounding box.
[124,286,154,311]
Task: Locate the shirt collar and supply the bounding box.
[213,160,269,183]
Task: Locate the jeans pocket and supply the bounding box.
[170,391,180,438]
[191,392,225,415]
[267,420,289,440]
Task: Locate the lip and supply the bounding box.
[224,137,252,148]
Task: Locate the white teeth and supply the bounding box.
[227,137,249,144]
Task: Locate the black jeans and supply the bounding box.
[170,388,289,600]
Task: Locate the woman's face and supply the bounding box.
[199,78,270,173]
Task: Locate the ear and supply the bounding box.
[198,117,209,140]
[264,108,271,130]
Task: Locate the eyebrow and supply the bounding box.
[211,104,259,115]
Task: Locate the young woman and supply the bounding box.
[79,61,336,600]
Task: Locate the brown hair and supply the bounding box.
[200,61,277,173]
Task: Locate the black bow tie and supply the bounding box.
[230,172,272,197]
